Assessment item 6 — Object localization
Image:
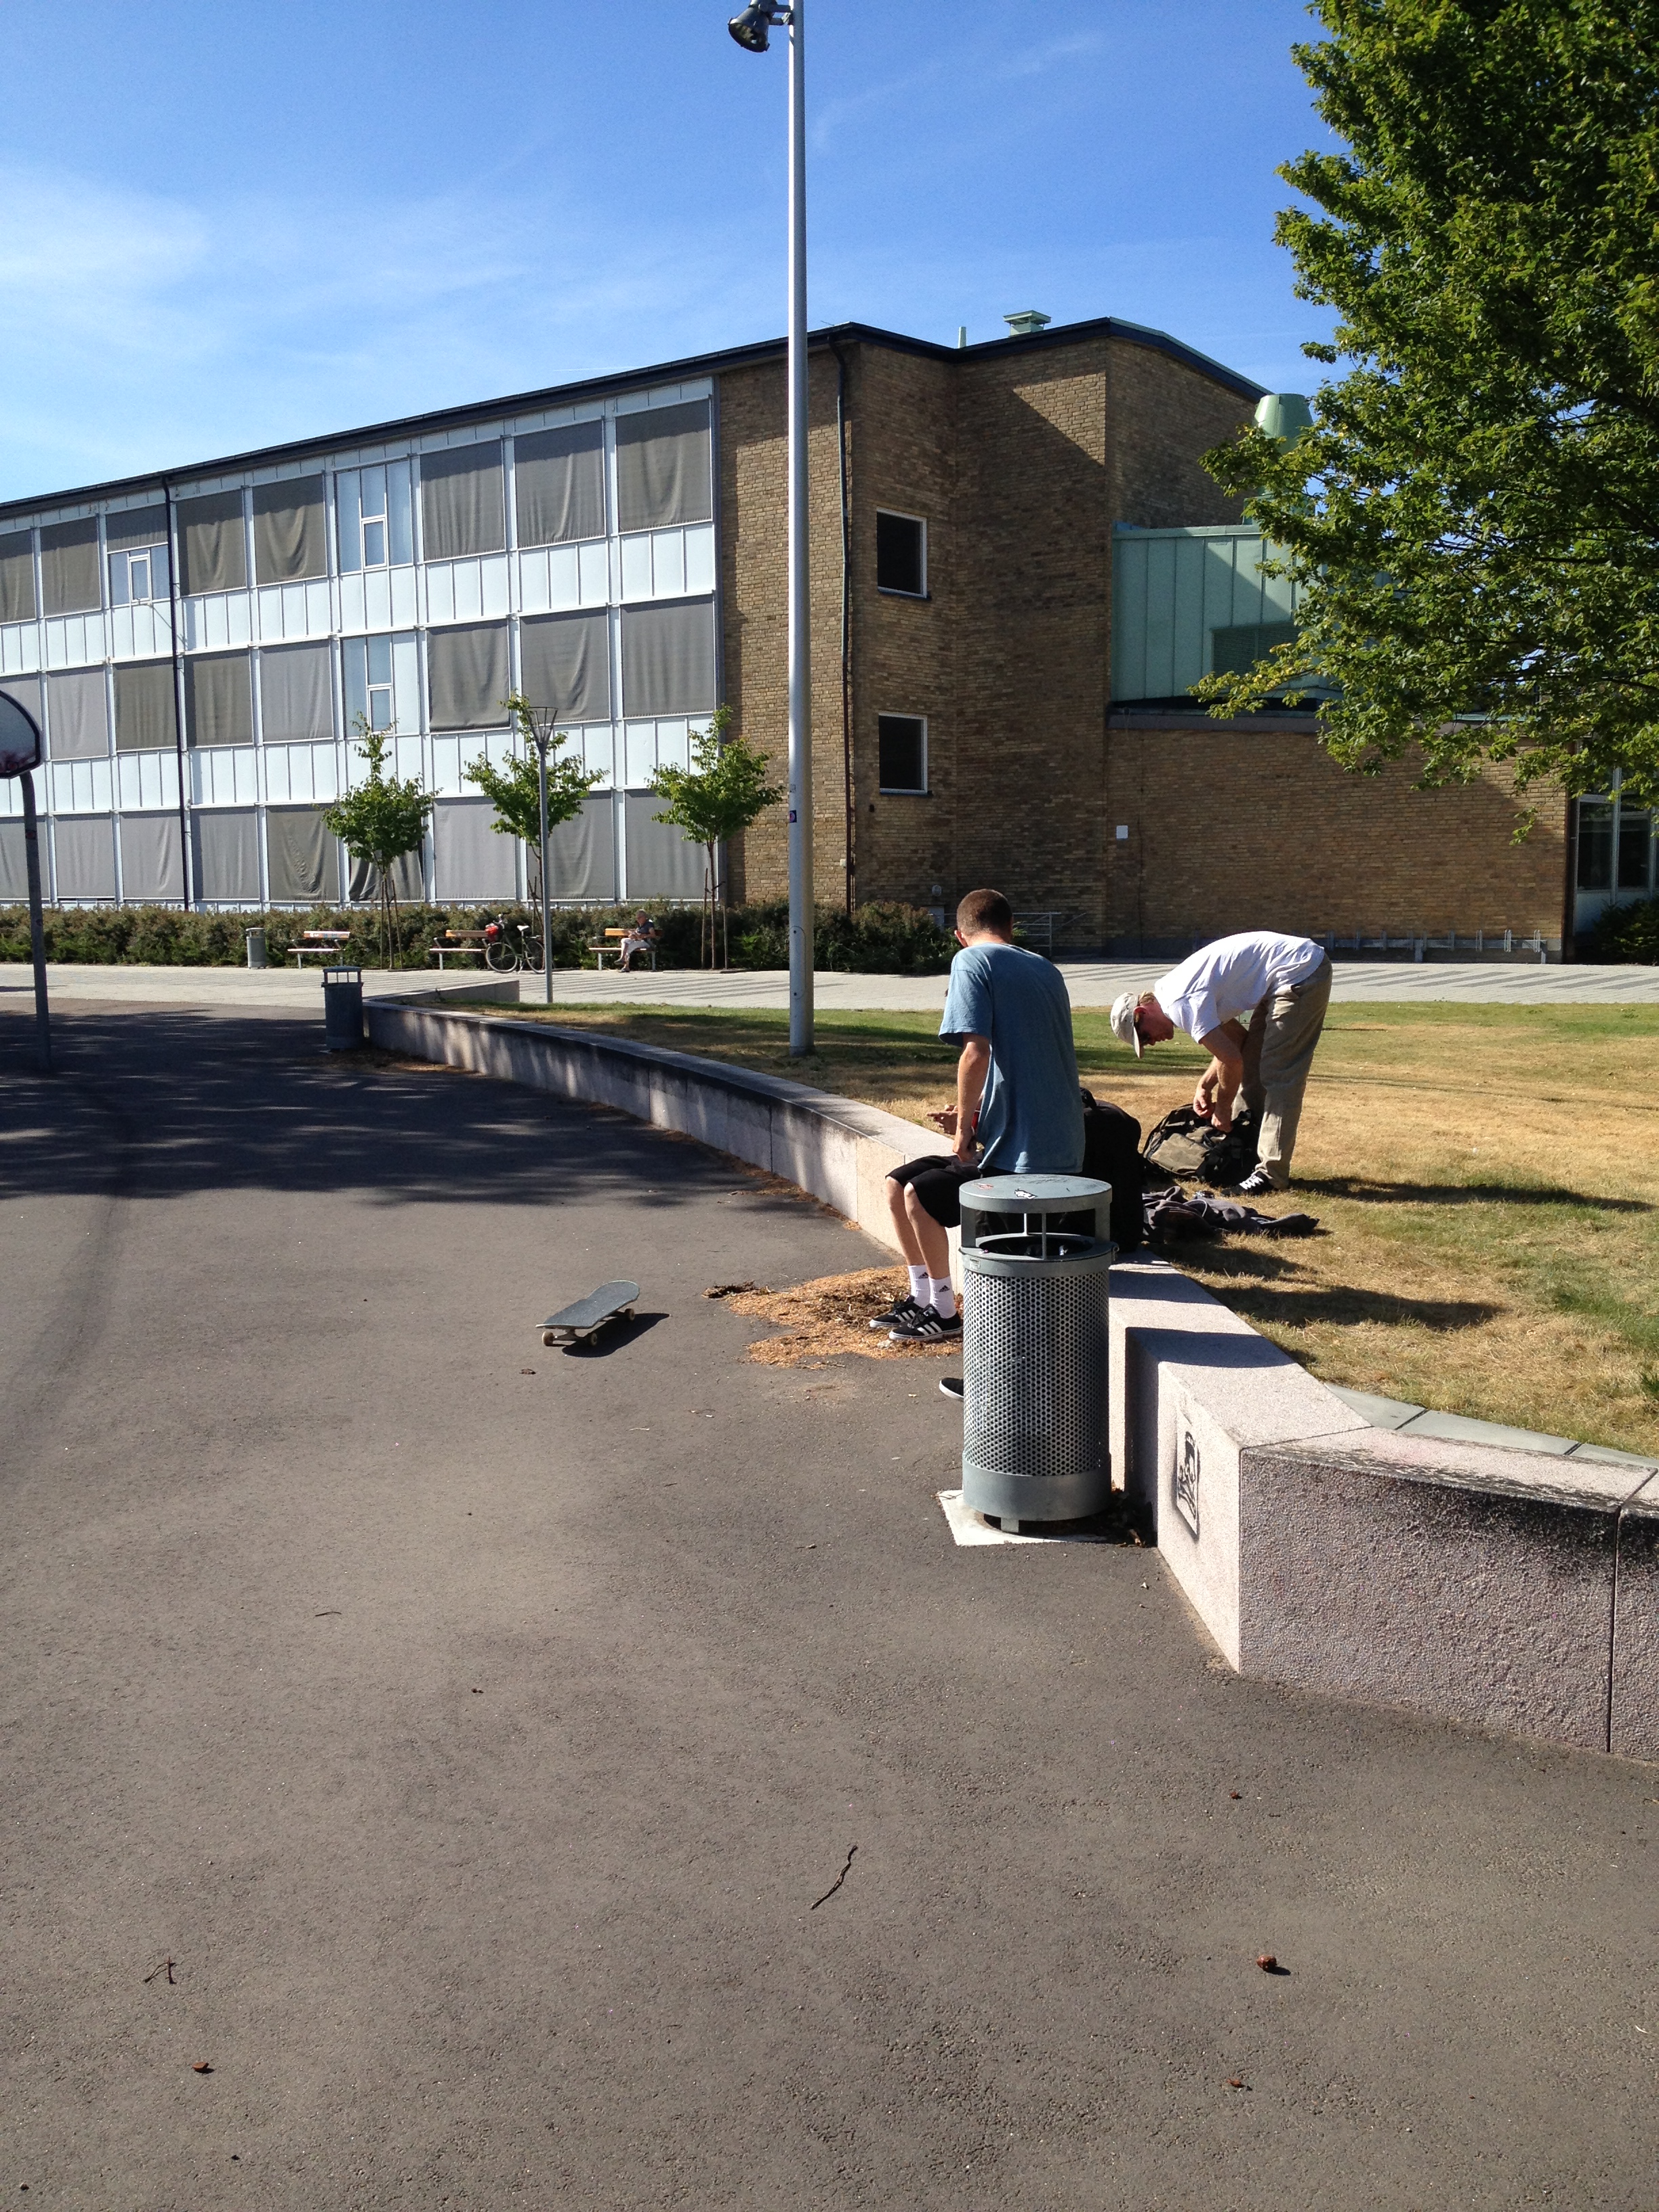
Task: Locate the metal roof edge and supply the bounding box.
[0,315,1265,525]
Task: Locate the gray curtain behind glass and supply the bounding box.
[260,642,333,744]
[434,798,518,899]
[40,517,101,616]
[192,809,260,902]
[115,662,179,752]
[348,848,424,902]
[620,598,716,719]
[267,807,332,903]
[46,670,110,759]
[0,822,28,901]
[106,504,168,553]
[420,443,505,560]
[519,611,611,724]
[0,676,44,745]
[427,622,510,729]
[178,490,248,596]
[615,402,712,533]
[527,794,617,903]
[1,531,38,623]
[119,815,184,902]
[624,796,705,900]
[514,423,605,547]
[54,817,117,899]
[252,477,327,585]
[185,653,254,747]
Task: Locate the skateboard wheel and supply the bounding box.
[542,1331,557,1347]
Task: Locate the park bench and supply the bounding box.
[289,928,352,967]
[587,926,657,972]
[428,930,490,970]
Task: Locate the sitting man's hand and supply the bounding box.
[928,1105,960,1136]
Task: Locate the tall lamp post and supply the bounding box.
[729,0,813,1055]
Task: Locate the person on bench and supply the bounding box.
[876,887,1084,1343]
[618,912,659,972]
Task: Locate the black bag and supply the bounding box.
[1141,1104,1261,1191]
[1079,1089,1144,1253]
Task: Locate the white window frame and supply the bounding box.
[875,508,928,599]
[108,542,169,607]
[877,712,928,795]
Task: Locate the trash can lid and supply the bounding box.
[960,1172,1109,1207]
[322,965,363,982]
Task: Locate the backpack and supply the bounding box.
[1078,1090,1145,1253]
[1142,1104,1259,1191]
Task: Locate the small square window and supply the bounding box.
[878,714,927,794]
[876,510,926,596]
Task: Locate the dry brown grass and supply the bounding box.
[714,1267,956,1369]
[519,1000,1659,1454]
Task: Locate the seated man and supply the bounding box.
[1109,929,1332,1193]
[877,887,1084,1342]
[618,912,659,972]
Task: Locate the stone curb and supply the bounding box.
[361,990,1659,1762]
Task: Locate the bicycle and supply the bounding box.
[483,915,545,972]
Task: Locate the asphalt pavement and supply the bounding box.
[1,1001,1655,2211]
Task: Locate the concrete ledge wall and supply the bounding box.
[364,998,1658,1761]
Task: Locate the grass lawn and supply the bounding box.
[510,1000,1659,1456]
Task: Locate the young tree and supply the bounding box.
[648,705,784,966]
[463,694,603,856]
[322,716,433,969]
[1199,0,1659,806]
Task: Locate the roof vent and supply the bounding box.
[1003,309,1052,337]
[1254,392,1313,445]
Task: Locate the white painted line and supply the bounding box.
[936,1490,1115,1547]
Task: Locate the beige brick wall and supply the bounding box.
[715,328,1563,953]
[1103,726,1570,949]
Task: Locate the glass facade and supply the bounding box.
[0,383,720,907]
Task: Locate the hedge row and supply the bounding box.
[0,899,956,975]
[1589,895,1659,965]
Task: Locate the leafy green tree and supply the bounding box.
[1199,0,1659,806]
[322,716,433,968]
[463,693,604,862]
[649,705,784,966]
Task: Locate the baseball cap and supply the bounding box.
[1109,989,1144,1057]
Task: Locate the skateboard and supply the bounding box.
[541,1280,640,1347]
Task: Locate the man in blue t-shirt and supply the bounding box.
[876,888,1084,1342]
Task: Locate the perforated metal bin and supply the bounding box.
[323,965,364,1051]
[958,1172,1114,1528]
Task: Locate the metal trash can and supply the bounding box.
[958,1172,1114,1529]
[245,927,267,970]
[322,964,364,1050]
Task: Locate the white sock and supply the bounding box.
[907,1265,929,1303]
[930,1277,956,1321]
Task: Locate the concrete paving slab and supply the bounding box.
[3,1006,1658,2208]
[1399,1408,1579,1455]
[1326,1382,1427,1430]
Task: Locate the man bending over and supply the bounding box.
[1109,928,1332,1193]
[877,888,1084,1341]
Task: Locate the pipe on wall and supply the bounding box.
[163,485,192,907]
[830,337,854,914]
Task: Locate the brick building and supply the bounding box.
[0,310,1627,949]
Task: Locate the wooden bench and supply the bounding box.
[587,926,657,972]
[289,929,352,967]
[428,930,490,970]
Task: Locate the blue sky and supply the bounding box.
[0,1,1337,503]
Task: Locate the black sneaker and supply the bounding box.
[869,1293,927,1331]
[1235,1169,1280,1198]
[939,1375,964,1402]
[889,1306,962,1343]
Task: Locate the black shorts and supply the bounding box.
[888,1154,979,1231]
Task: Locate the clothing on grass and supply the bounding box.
[938,941,1084,1174]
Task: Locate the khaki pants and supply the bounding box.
[1240,954,1332,1188]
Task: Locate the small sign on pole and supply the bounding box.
[0,691,52,1075]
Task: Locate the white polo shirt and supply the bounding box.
[1153,931,1324,1043]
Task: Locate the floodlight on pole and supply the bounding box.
[729,0,813,1057]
